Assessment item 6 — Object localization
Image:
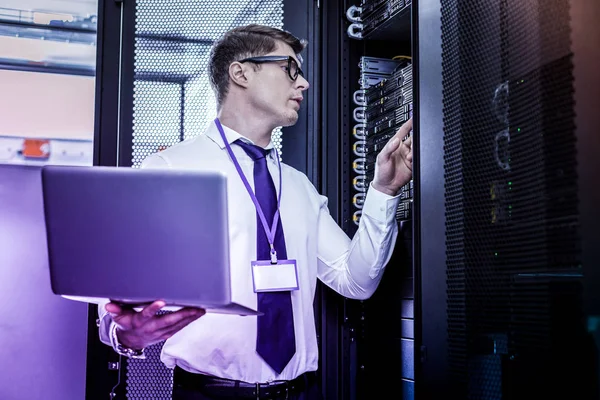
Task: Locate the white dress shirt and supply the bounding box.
[99,121,401,383]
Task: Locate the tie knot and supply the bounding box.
[235,139,269,161]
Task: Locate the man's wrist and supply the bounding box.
[110,324,146,359]
[371,181,398,196]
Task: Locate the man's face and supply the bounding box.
[245,41,310,128]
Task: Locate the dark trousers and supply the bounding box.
[172,368,324,400]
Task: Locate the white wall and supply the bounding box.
[0,63,95,165]
[0,70,95,140]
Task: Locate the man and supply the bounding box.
[98,24,413,399]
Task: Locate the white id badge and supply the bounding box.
[251,260,299,293]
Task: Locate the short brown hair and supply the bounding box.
[208,24,307,108]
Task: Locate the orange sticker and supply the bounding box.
[22,139,50,159]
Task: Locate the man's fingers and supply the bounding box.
[153,307,205,329]
[153,309,206,340]
[105,302,123,315]
[387,132,412,160]
[140,300,166,319]
[380,119,413,161]
[156,314,205,341]
[393,118,413,142]
[379,137,401,161]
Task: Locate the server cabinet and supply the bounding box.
[336,0,600,399]
[415,0,600,399]
[327,0,416,399]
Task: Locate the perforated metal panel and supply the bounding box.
[127,1,284,398]
[131,0,284,168]
[127,341,173,399]
[441,1,591,399]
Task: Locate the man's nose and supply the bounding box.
[296,75,310,91]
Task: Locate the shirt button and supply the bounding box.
[380,207,385,212]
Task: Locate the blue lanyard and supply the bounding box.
[215,118,283,264]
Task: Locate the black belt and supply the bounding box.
[174,366,316,399]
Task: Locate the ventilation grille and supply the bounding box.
[126,342,172,399]
[131,0,284,168]
[441,1,586,398]
[127,1,284,398]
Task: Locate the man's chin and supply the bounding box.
[280,111,299,127]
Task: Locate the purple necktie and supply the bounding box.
[235,140,296,374]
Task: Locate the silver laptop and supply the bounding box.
[41,165,259,315]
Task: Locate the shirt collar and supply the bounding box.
[205,120,275,155]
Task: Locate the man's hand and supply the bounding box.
[105,300,205,350]
[371,118,413,196]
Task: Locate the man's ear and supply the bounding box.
[229,62,251,88]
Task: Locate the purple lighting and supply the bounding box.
[0,165,87,400]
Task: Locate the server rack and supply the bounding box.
[334,1,416,398]
[338,0,600,399]
[413,0,600,399]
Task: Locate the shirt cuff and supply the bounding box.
[362,183,402,224]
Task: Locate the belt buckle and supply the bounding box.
[255,381,289,400]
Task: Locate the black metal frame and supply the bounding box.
[281,1,319,182]
[573,0,600,319]
[94,0,128,168]
[412,0,448,398]
[315,0,365,398]
[88,0,130,397]
[573,1,600,395]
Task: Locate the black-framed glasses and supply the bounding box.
[238,55,304,81]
